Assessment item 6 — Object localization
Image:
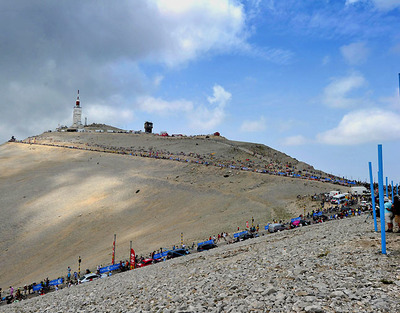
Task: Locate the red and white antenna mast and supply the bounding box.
[76,89,80,107]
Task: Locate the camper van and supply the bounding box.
[331,193,347,204]
[350,186,368,196]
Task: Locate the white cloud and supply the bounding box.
[322,55,331,65]
[345,0,400,10]
[153,75,164,87]
[138,96,193,115]
[189,85,231,130]
[322,73,367,108]
[155,0,247,66]
[340,42,369,65]
[282,135,308,146]
[86,104,135,127]
[317,109,400,145]
[240,116,266,132]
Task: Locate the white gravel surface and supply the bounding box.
[3,216,399,313]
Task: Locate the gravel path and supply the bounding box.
[3,216,399,313]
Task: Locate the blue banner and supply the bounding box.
[233,231,248,238]
[198,240,214,246]
[264,223,270,230]
[99,263,120,274]
[313,212,323,216]
[49,278,63,286]
[33,284,43,291]
[153,251,169,260]
[291,217,301,223]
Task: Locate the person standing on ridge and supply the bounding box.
[384,197,394,232]
[392,195,400,232]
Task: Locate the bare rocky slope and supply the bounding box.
[2,216,400,312]
[1,132,349,288]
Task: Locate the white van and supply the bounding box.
[331,193,347,204]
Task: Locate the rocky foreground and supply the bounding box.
[4,216,400,313]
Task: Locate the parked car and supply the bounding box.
[137,258,154,268]
[234,232,255,242]
[166,249,190,259]
[78,273,106,284]
[268,223,287,233]
[197,243,217,252]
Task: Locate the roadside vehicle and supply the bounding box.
[166,249,190,259]
[235,232,256,242]
[197,243,217,252]
[331,194,347,204]
[137,258,153,268]
[78,273,106,284]
[268,223,287,233]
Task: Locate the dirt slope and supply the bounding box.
[0,133,348,288]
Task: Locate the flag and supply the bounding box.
[130,248,135,270]
[112,240,115,265]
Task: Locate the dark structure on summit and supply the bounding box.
[144,121,153,133]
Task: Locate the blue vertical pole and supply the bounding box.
[369,162,377,231]
[385,177,388,197]
[378,145,386,254]
[391,180,394,201]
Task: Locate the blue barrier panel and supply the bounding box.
[33,284,43,291]
[153,251,169,260]
[198,240,214,247]
[291,217,301,223]
[233,231,248,238]
[264,223,270,230]
[99,263,120,274]
[49,278,63,286]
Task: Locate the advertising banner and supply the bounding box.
[130,248,135,270]
[99,263,120,274]
[197,239,214,246]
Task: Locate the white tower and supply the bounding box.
[72,90,82,128]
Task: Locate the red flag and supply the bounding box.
[130,248,135,270]
[112,241,115,265]
[246,221,249,228]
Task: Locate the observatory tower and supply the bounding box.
[72,90,82,128]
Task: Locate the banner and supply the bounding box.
[99,263,120,274]
[49,278,63,286]
[233,230,248,238]
[153,251,169,260]
[197,239,214,246]
[112,240,115,265]
[130,248,135,270]
[264,223,270,231]
[291,217,301,223]
[33,284,43,291]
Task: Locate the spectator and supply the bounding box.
[392,195,400,232]
[384,197,394,232]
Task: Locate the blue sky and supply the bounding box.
[0,0,399,183]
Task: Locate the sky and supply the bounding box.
[0,0,399,183]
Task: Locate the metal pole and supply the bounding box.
[378,145,386,254]
[368,162,377,232]
[78,256,81,277]
[397,184,398,195]
[391,180,394,201]
[385,177,388,197]
[181,232,183,247]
